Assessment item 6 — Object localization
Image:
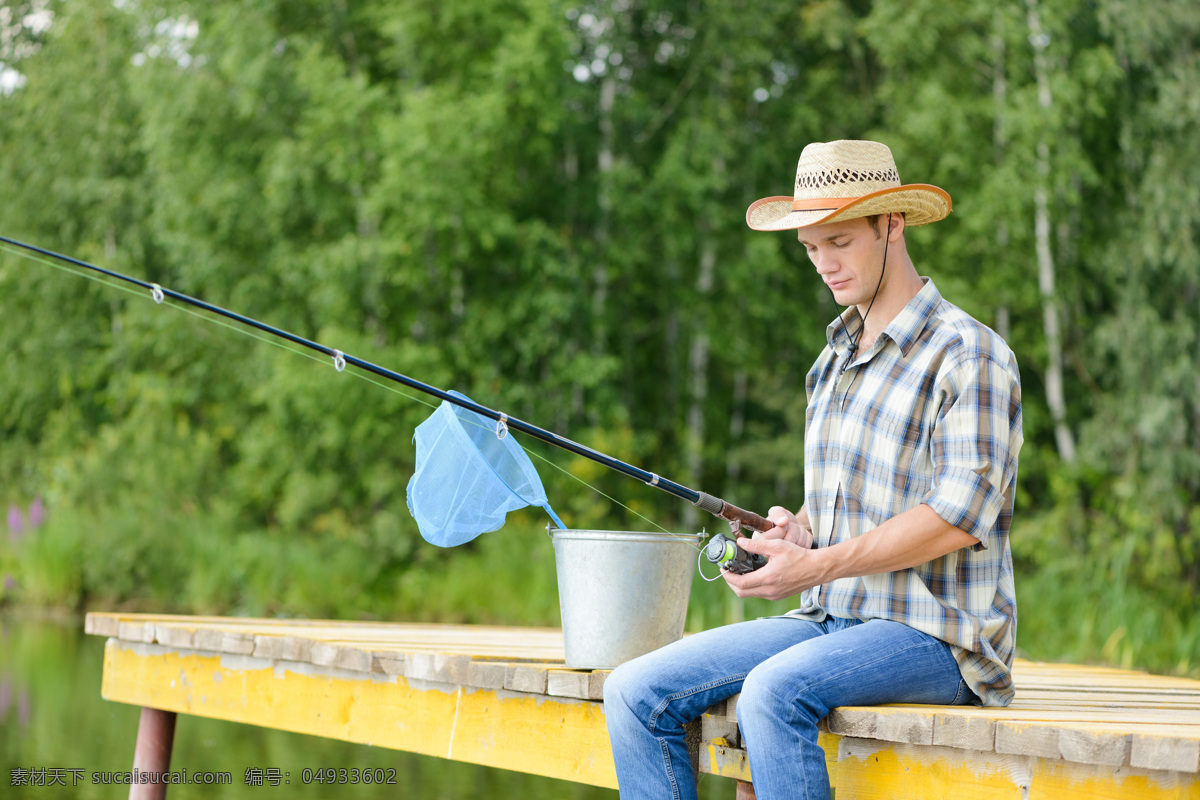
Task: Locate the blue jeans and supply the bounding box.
[603,616,976,800]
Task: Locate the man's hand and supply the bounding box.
[760,505,815,549]
[720,504,817,600]
[721,536,825,601]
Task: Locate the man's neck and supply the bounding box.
[854,261,922,350]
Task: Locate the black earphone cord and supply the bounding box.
[832,212,891,376]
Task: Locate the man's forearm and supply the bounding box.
[810,503,979,584]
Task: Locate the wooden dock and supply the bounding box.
[87,612,1200,798]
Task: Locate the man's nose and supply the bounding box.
[813,250,839,274]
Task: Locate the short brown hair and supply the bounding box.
[866,214,882,238]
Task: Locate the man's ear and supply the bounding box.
[888,212,907,240]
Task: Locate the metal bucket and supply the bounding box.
[549,527,705,669]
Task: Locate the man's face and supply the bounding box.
[797,216,886,308]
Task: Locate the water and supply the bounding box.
[0,615,619,799]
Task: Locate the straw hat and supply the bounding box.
[746,140,951,231]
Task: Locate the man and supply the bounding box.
[603,140,1023,800]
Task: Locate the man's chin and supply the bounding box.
[828,286,863,306]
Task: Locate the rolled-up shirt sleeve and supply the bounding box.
[925,355,1023,548]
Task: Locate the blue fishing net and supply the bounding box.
[407,392,565,547]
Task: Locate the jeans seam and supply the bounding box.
[647,674,747,735]
[658,738,682,800]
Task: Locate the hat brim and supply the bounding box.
[746,184,952,231]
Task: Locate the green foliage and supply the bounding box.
[0,0,1198,679]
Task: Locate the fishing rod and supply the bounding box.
[1,234,773,536]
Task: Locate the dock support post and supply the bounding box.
[129,706,177,800]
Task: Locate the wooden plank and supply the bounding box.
[280,636,314,663]
[84,613,113,636]
[1008,696,1200,709]
[590,670,610,700]
[371,654,406,676]
[700,733,840,785]
[87,612,569,660]
[995,719,1131,766]
[118,621,156,643]
[931,709,996,751]
[550,669,609,701]
[191,627,254,655]
[703,699,729,718]
[702,742,750,781]
[1132,731,1200,773]
[921,706,1200,726]
[1016,691,1200,705]
[467,661,513,690]
[547,670,591,699]
[701,707,740,748]
[334,646,373,673]
[155,625,197,650]
[309,641,340,668]
[406,652,472,685]
[828,707,935,746]
[506,665,549,695]
[251,634,284,659]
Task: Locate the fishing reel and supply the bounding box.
[703,533,768,574]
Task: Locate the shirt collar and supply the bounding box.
[825,277,942,358]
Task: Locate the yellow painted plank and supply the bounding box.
[699,732,841,783]
[835,739,1200,800]
[101,640,617,788]
[705,738,1200,799]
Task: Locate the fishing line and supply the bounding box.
[0,239,692,542]
[1,242,346,373]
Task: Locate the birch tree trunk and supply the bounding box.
[992,16,1012,344]
[583,72,616,425]
[1026,0,1077,464]
[593,73,615,351]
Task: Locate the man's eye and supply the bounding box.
[833,240,850,248]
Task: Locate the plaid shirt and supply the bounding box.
[789,278,1023,707]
